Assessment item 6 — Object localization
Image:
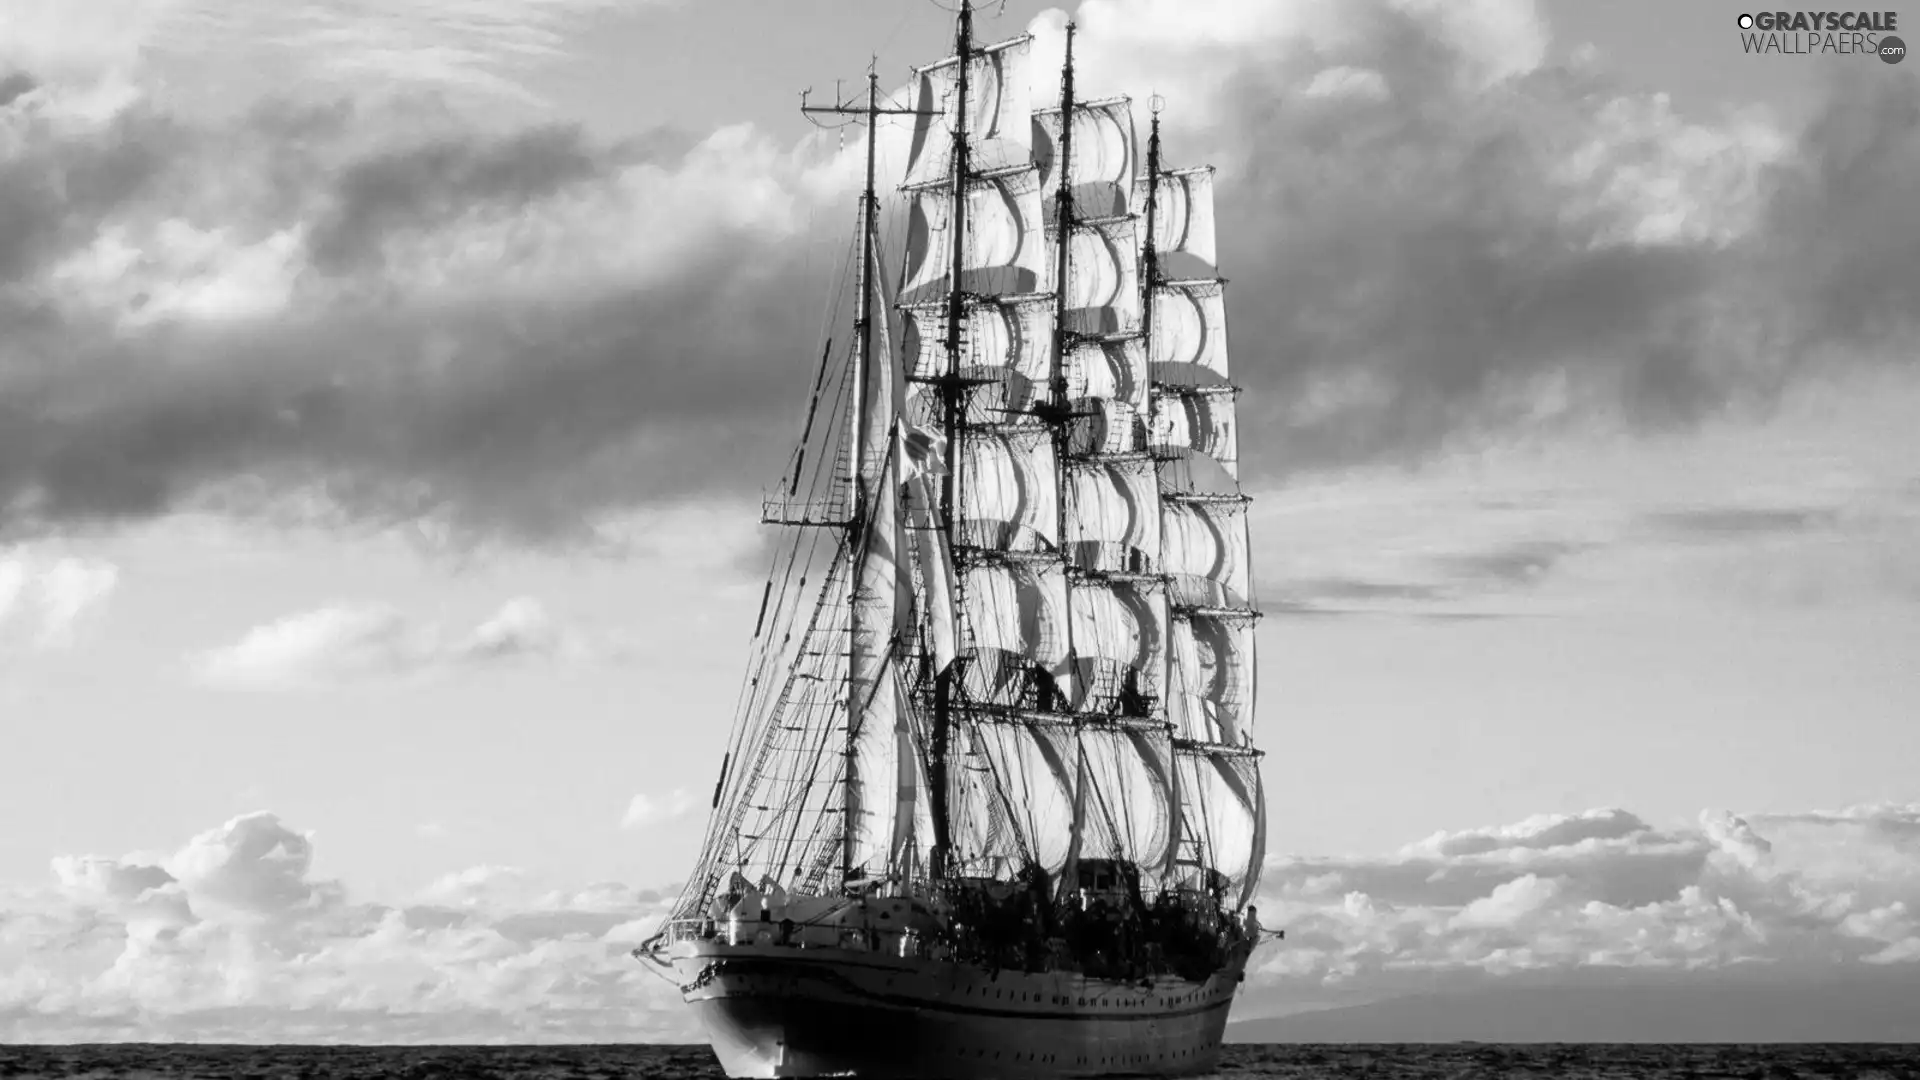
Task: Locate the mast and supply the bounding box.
[1143,106,1166,744]
[928,0,974,882]
[1141,108,1161,356]
[1051,21,1085,891]
[840,72,882,883]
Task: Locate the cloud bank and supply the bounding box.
[2,0,1916,547]
[2,812,681,1041]
[3,802,1917,1041]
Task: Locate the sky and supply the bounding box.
[1,0,1918,1044]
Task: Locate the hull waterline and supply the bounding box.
[672,940,1243,1079]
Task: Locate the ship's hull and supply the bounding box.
[671,940,1242,1079]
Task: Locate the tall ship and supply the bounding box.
[638,4,1268,1075]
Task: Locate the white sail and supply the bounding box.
[903,37,1035,187]
[1077,726,1176,879]
[1067,334,1148,412]
[959,558,1072,707]
[1148,387,1238,479]
[1056,217,1140,335]
[904,433,959,672]
[1068,578,1166,712]
[900,172,1049,304]
[1174,748,1263,907]
[1064,459,1158,573]
[1136,166,1217,267]
[972,720,1078,874]
[1035,97,1136,221]
[845,214,915,883]
[903,297,1053,425]
[961,426,1058,553]
[1160,497,1252,609]
[1148,281,1229,387]
[1166,612,1255,745]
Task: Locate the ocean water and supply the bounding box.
[0,1045,1915,1079]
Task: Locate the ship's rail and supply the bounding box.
[635,883,1273,985]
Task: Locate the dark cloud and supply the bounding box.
[0,72,35,108]
[1210,33,1920,478]
[4,5,1919,546]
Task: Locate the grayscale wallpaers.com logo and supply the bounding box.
[1737,11,1905,60]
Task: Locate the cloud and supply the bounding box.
[1,0,1916,549]
[620,789,697,830]
[2,811,684,1042]
[1,0,641,104]
[1246,803,1920,1015]
[0,71,852,544]
[5,803,1918,1041]
[188,596,615,690]
[0,551,119,647]
[1056,0,1919,475]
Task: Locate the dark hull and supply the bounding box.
[672,941,1242,1078]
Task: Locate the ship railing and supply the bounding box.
[648,910,949,960]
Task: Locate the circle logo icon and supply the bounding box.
[1737,13,1755,29]
[1882,35,1907,63]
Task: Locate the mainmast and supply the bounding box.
[928,0,975,883]
[1050,22,1086,890]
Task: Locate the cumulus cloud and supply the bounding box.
[2,0,1916,548]
[1246,802,1920,1016]
[4,803,1918,1041]
[188,596,614,689]
[1,811,683,1042]
[0,551,118,647]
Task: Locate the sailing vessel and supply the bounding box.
[637,4,1267,1076]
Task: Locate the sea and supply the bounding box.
[0,1045,1915,1079]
